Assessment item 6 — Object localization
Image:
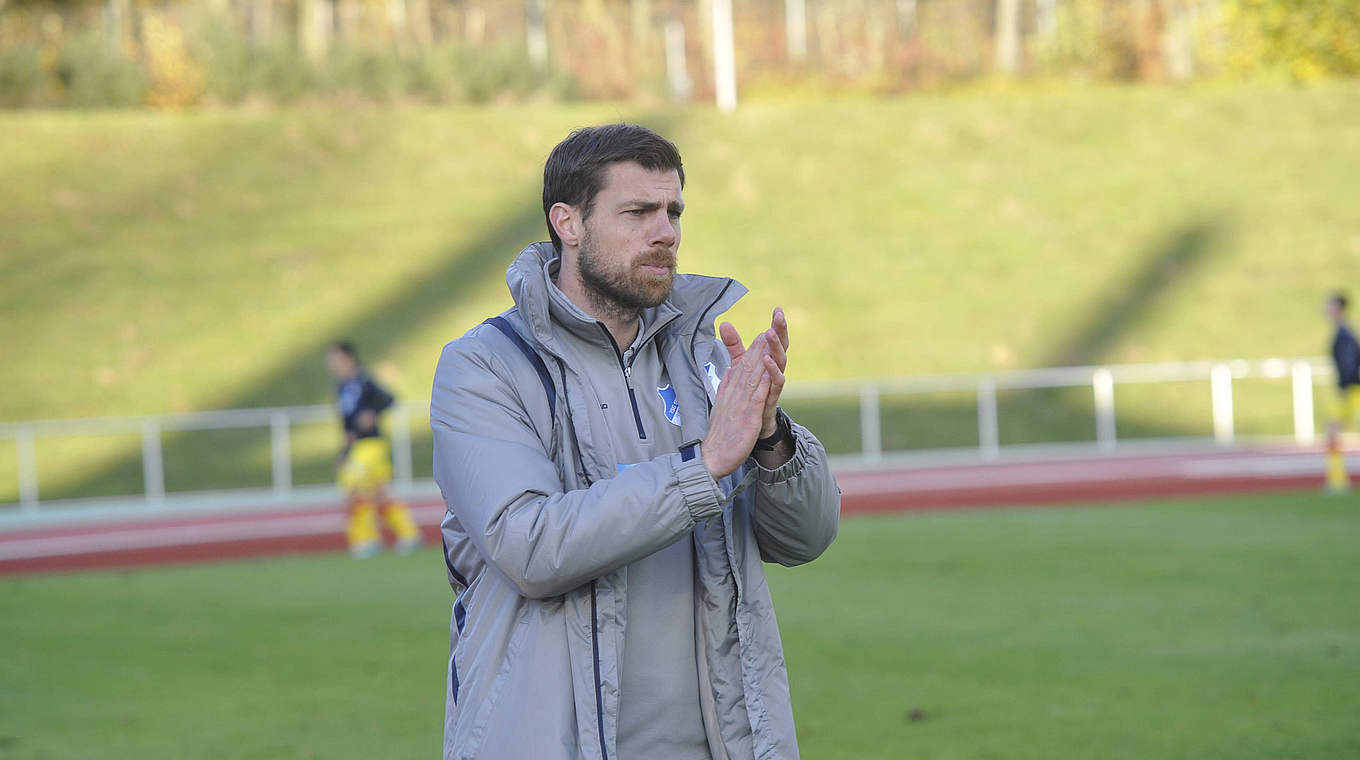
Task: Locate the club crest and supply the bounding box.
[703,362,722,395]
[656,384,682,426]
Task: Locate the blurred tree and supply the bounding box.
[1218,0,1360,79]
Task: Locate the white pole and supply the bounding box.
[664,17,692,102]
[141,419,165,506]
[270,411,293,497]
[712,0,737,112]
[391,406,414,489]
[785,0,807,62]
[1211,363,1234,446]
[1093,368,1117,451]
[1292,361,1316,446]
[897,0,917,36]
[1035,0,1056,39]
[859,382,882,463]
[525,0,548,69]
[994,0,1021,75]
[16,427,39,513]
[978,377,1000,460]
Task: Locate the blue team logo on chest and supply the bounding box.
[656,384,682,427]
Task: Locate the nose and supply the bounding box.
[647,211,677,248]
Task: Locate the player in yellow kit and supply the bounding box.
[1324,294,1360,493]
[326,341,423,557]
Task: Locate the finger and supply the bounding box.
[743,336,768,388]
[744,332,769,368]
[772,307,790,350]
[766,327,787,372]
[762,356,785,412]
[719,322,744,362]
[763,355,786,397]
[753,367,773,408]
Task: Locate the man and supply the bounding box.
[1324,293,1360,493]
[326,341,423,557]
[430,123,840,759]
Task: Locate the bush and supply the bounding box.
[0,43,43,108]
[1218,0,1360,79]
[52,32,146,107]
[324,45,408,102]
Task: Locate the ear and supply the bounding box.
[548,202,581,248]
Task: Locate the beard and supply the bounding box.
[577,224,676,317]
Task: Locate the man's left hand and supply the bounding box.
[720,307,790,438]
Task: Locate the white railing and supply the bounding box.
[0,356,1335,516]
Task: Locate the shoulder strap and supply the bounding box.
[483,316,557,418]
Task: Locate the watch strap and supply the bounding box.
[753,408,792,452]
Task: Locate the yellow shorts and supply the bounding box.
[1329,386,1360,427]
[339,438,393,494]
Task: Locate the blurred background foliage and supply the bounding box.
[0,0,1356,109]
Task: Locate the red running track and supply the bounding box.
[0,447,1329,576]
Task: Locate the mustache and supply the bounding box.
[634,250,676,268]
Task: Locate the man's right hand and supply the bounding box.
[701,332,773,478]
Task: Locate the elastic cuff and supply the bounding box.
[755,424,810,485]
[674,447,724,522]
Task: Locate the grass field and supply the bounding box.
[3,490,1358,759]
[5,82,1360,504]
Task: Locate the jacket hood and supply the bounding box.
[505,241,747,356]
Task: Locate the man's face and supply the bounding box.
[326,349,356,380]
[575,161,684,312]
[1327,299,1344,322]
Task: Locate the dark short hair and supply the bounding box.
[542,123,685,251]
[329,340,358,360]
[1333,292,1349,311]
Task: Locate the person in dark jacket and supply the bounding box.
[326,341,422,557]
[1324,293,1360,492]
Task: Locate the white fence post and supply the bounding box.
[1093,368,1116,451]
[1292,361,1315,446]
[391,406,414,488]
[858,382,882,463]
[1211,363,1235,446]
[141,419,165,506]
[978,377,1000,460]
[16,426,39,513]
[711,0,737,112]
[269,411,292,497]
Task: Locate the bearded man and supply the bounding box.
[431,123,840,760]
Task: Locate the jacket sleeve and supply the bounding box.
[431,334,726,599]
[748,419,841,567]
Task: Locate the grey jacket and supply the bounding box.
[431,242,841,760]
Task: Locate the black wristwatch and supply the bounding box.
[753,408,793,452]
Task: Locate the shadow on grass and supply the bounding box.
[35,114,679,503]
[30,179,1225,499]
[35,200,542,501]
[789,217,1228,458]
[1047,222,1219,367]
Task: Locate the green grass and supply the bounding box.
[4,83,1360,502]
[3,491,1359,759]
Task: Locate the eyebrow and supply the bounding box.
[622,199,685,214]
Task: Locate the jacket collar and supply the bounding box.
[506,241,747,359]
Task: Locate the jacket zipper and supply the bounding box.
[598,325,647,440]
[590,579,610,760]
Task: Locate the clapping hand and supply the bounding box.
[701,308,792,478]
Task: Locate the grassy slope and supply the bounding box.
[2,492,1358,758]
[3,84,1360,500]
